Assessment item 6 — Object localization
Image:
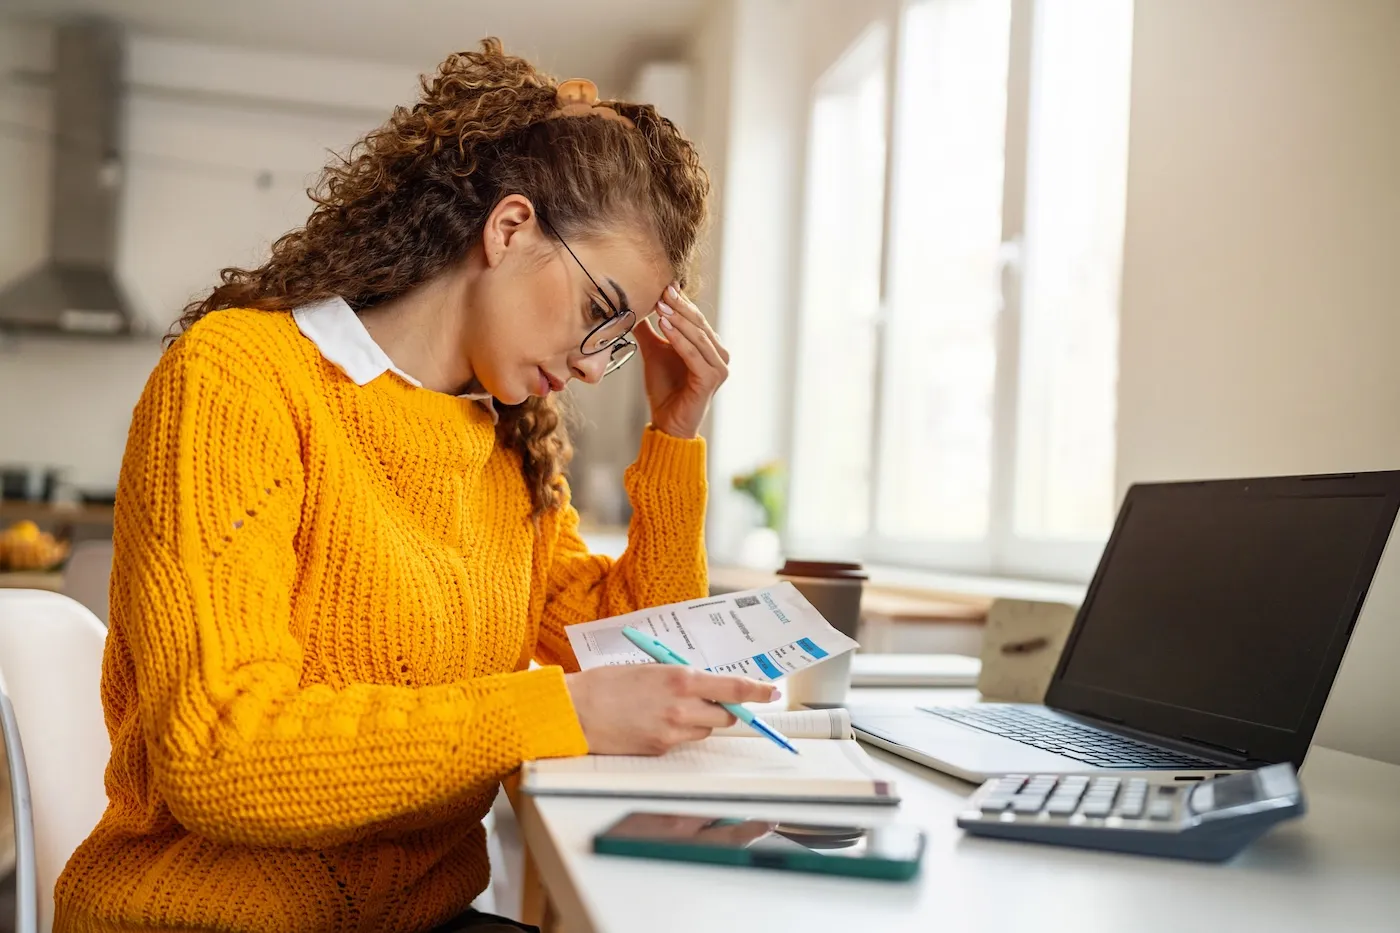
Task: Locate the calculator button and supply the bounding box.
[1126,778,1149,795]
[1013,797,1048,814]
[1189,783,1215,813]
[1149,799,1176,820]
[1045,798,1080,816]
[1080,799,1113,817]
[995,776,1028,795]
[980,797,1013,812]
[1118,795,1146,817]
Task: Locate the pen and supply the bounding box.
[620,626,800,755]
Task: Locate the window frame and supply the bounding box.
[785,0,1124,583]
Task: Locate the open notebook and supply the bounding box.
[522,709,898,805]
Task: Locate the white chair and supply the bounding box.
[61,540,114,627]
[0,590,110,933]
[2,666,39,933]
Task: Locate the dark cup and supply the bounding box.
[775,560,867,638]
[776,560,866,707]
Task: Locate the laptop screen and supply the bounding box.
[1046,474,1400,765]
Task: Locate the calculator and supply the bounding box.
[956,763,1305,861]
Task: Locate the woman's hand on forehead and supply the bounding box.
[634,283,729,439]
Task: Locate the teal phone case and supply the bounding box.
[592,834,924,881]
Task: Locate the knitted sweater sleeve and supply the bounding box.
[117,344,587,849]
[535,427,709,671]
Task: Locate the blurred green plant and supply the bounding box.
[731,461,786,530]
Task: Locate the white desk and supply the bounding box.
[515,689,1400,933]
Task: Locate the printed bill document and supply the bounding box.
[567,582,859,681]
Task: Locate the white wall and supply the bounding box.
[0,23,417,488]
[703,0,805,561]
[1116,0,1400,763]
[689,0,898,563]
[685,0,736,367]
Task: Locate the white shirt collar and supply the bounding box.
[293,296,497,422]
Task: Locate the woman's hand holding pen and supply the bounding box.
[565,664,776,755]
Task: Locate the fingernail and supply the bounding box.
[667,285,680,300]
[661,316,675,331]
[659,301,675,315]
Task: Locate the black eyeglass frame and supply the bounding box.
[539,214,638,376]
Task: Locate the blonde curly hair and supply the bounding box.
[171,38,710,516]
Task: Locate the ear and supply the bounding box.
[481,193,538,269]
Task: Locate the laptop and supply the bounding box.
[849,470,1400,783]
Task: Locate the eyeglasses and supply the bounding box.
[539,215,637,376]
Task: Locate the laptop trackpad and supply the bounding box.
[849,707,1088,778]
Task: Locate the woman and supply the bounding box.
[54,40,773,933]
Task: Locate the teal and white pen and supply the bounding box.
[620,625,800,755]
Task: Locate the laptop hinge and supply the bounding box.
[1179,734,1251,763]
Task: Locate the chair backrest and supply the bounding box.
[61,540,114,626]
[1,667,39,933]
[0,590,110,933]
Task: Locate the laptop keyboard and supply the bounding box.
[920,705,1220,769]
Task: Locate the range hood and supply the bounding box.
[0,20,140,336]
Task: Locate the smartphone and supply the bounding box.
[592,812,926,881]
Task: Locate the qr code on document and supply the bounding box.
[733,595,760,609]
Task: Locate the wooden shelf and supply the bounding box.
[0,500,115,525]
[708,564,990,626]
[0,570,64,591]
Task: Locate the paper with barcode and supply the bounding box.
[566,582,859,681]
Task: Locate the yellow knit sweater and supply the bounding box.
[53,309,709,932]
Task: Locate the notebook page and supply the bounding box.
[529,736,878,781]
[540,737,805,775]
[524,737,898,802]
[711,708,852,740]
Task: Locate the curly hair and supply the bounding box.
[170,38,710,517]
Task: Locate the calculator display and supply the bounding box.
[1188,766,1300,816]
[1190,772,1263,812]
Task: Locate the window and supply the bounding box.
[787,0,1134,581]
[788,24,888,545]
